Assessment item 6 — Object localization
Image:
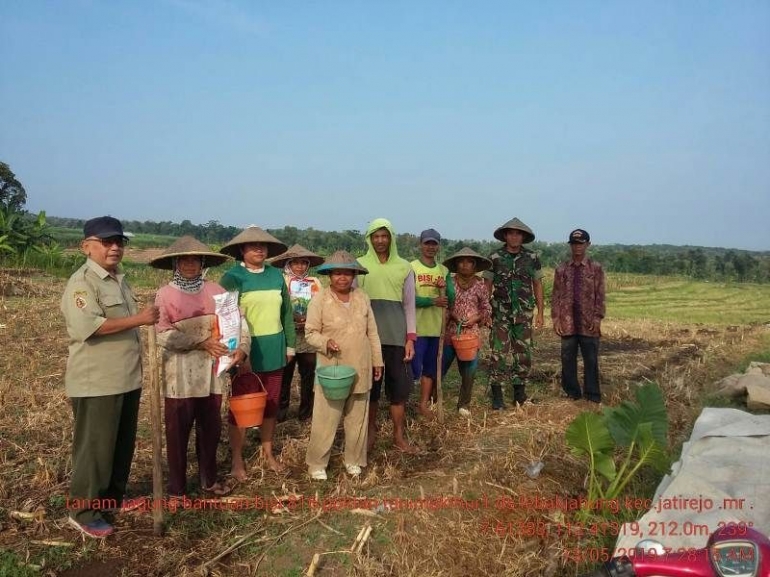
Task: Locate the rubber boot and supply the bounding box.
[491,385,504,410]
[512,384,528,407]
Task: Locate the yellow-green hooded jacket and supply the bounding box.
[357,218,417,347]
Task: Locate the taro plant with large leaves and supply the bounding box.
[565,383,669,513]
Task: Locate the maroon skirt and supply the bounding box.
[228,369,283,424]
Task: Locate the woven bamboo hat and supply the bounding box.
[442,247,492,273]
[219,226,288,260]
[269,244,324,269]
[316,250,369,275]
[149,235,231,270]
[493,217,535,244]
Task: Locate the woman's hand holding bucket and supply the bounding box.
[326,339,341,355]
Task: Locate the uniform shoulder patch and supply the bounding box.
[73,291,88,309]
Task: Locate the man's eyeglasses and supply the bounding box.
[86,237,128,248]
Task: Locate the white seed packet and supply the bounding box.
[213,291,241,376]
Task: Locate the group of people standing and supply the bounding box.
[60,214,605,538]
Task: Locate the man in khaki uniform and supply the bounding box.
[61,216,159,538]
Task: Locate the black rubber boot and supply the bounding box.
[491,385,504,410]
[512,384,528,407]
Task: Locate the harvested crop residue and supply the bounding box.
[1,269,768,576]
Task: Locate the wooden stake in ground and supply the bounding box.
[435,285,447,423]
[146,325,164,536]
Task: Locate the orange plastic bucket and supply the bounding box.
[229,390,267,428]
[451,333,479,361]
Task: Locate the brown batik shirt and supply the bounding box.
[551,258,606,337]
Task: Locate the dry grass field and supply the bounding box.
[1,266,768,577]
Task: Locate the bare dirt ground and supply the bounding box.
[0,268,767,577]
[122,248,167,265]
[60,247,167,267]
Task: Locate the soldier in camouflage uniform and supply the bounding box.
[482,218,544,409]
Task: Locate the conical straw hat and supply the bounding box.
[442,247,492,273]
[316,250,369,275]
[269,244,324,268]
[219,226,288,259]
[493,217,535,243]
[149,235,232,270]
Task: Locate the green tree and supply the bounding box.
[0,162,53,261]
[0,161,27,212]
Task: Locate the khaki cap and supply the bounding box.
[219,226,288,259]
[493,217,535,244]
[442,247,492,273]
[149,235,231,270]
[269,244,324,268]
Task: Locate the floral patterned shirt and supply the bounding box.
[444,275,492,340]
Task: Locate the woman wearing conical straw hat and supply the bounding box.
[440,247,492,417]
[219,226,294,479]
[150,236,250,497]
[304,251,383,480]
[270,245,324,423]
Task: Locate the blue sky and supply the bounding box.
[2,1,769,250]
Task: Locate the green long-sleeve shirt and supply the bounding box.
[220,264,296,372]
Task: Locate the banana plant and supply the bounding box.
[29,210,52,243]
[0,233,16,255]
[565,382,669,512]
[32,241,64,267]
[0,207,53,257]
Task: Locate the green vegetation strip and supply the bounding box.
[607,280,770,325]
